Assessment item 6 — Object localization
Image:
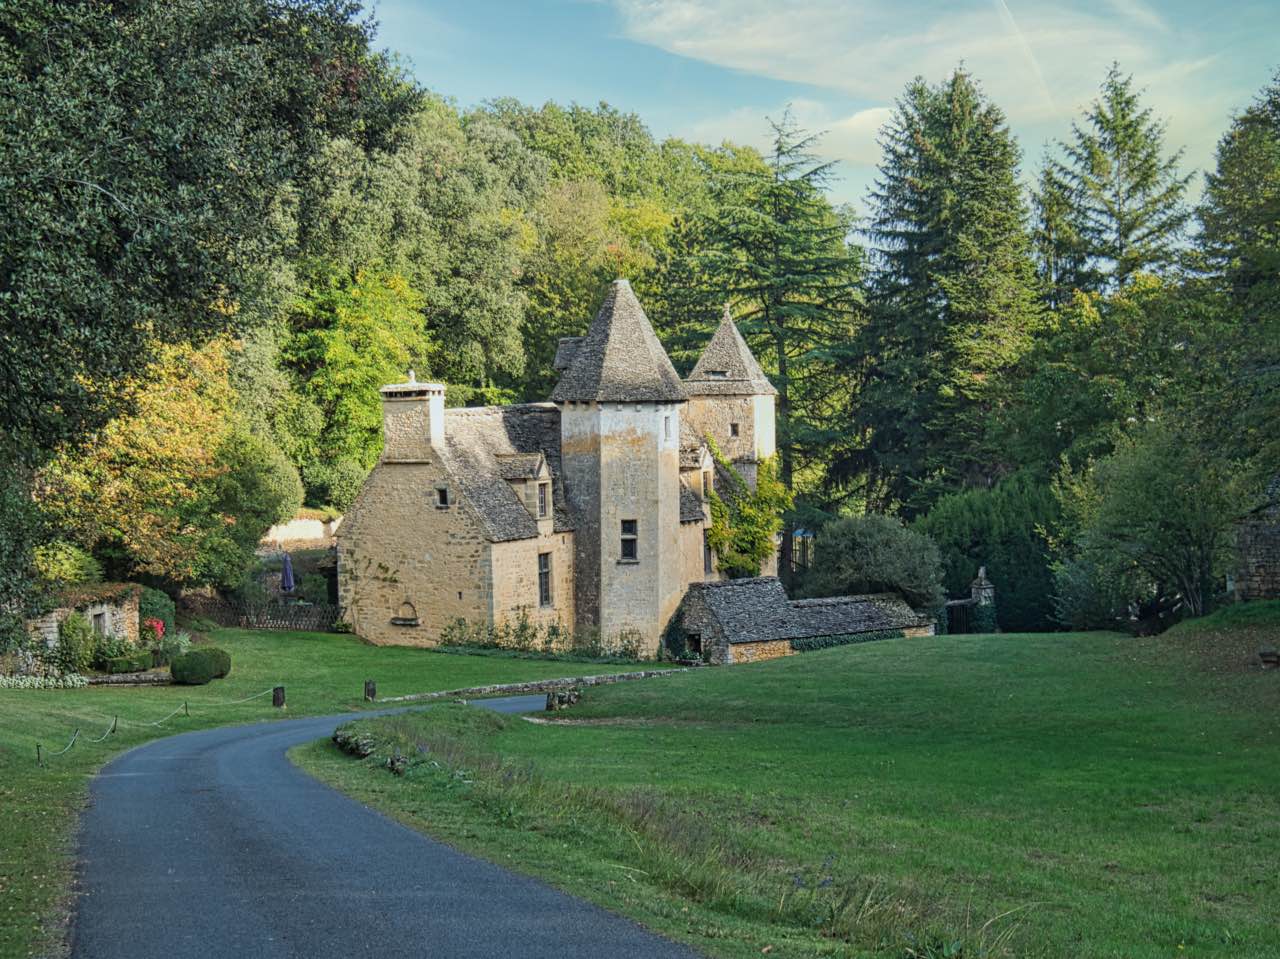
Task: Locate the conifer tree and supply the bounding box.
[858,70,1042,517]
[1040,64,1191,293]
[680,112,864,573]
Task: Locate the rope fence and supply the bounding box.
[35,685,284,766]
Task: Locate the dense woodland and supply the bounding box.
[2,0,1277,644]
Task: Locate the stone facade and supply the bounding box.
[1237,479,1280,601]
[338,281,783,657]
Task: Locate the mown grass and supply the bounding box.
[298,603,1280,959]
[0,628,621,958]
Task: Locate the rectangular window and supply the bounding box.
[703,529,713,574]
[538,482,549,518]
[620,519,638,561]
[538,552,552,607]
[436,487,450,508]
[730,422,740,437]
[664,415,671,440]
[92,612,107,635]
[701,470,710,498]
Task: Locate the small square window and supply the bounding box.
[620,519,638,561]
[730,422,740,437]
[538,482,549,518]
[436,487,450,508]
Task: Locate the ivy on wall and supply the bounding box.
[705,439,793,579]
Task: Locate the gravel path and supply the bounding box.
[71,696,699,958]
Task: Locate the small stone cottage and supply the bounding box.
[674,577,935,664]
[16,583,142,674]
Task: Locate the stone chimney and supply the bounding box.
[379,371,445,462]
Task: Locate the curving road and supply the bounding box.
[72,696,699,958]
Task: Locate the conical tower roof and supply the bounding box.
[686,307,777,396]
[551,279,687,403]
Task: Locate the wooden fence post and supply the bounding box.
[364,680,376,702]
[273,686,286,709]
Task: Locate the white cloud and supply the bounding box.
[612,0,1245,200]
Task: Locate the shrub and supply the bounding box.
[33,541,102,587]
[790,629,904,652]
[92,633,128,669]
[802,515,945,613]
[106,651,153,674]
[0,673,89,689]
[971,602,999,634]
[54,613,96,674]
[170,647,232,685]
[155,630,192,667]
[139,586,176,638]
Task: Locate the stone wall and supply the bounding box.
[490,530,576,632]
[1238,509,1280,601]
[672,587,730,664]
[728,639,792,664]
[338,461,493,646]
[261,515,342,548]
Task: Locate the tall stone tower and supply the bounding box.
[551,280,687,651]
[683,307,777,488]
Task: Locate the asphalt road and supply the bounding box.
[72,696,699,958]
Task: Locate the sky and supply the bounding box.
[373,0,1279,211]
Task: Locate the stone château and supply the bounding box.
[337,279,932,658]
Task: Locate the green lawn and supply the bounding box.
[0,629,625,958]
[297,605,1280,959]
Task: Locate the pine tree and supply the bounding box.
[858,70,1042,517]
[681,111,864,573]
[1197,70,1280,482]
[1041,64,1191,293]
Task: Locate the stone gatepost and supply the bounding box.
[970,566,995,606]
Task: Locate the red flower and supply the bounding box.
[143,617,165,642]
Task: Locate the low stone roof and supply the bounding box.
[685,307,777,396]
[684,577,928,644]
[680,483,706,524]
[441,404,573,542]
[551,280,687,404]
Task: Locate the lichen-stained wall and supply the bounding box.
[338,462,492,646]
[26,588,141,652]
[728,639,792,664]
[491,530,576,632]
[559,404,603,630]
[684,392,776,473]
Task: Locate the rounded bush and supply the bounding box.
[55,613,96,674]
[170,647,232,685]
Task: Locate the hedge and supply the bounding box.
[170,647,232,685]
[789,629,904,653]
[106,651,153,674]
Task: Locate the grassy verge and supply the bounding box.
[297,604,1280,959]
[0,628,625,958]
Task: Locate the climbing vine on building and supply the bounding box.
[705,440,792,578]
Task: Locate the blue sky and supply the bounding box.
[374,0,1278,211]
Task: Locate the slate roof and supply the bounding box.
[680,483,706,524]
[494,452,545,480]
[440,404,573,542]
[553,337,583,372]
[685,307,777,396]
[684,577,929,644]
[551,280,688,404]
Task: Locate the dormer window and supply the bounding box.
[538,482,549,518]
[436,486,450,508]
